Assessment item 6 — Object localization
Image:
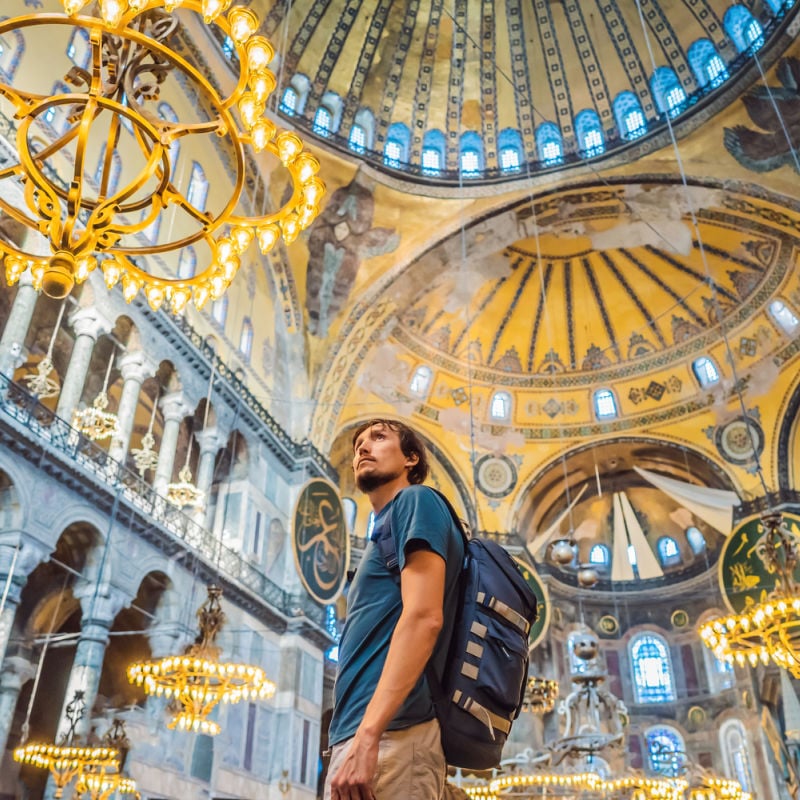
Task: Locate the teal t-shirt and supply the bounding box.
[328,485,464,746]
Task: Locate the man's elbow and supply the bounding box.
[407,608,444,640]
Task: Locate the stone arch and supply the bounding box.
[0,465,24,531]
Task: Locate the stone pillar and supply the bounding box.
[55,587,128,742]
[0,272,37,378]
[193,426,223,525]
[55,308,111,422]
[0,656,34,758]
[153,392,189,495]
[107,351,156,465]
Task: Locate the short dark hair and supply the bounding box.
[352,418,429,485]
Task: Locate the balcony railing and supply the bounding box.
[0,372,326,629]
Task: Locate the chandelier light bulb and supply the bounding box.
[201,0,231,23]
[238,92,264,130]
[100,0,126,26]
[128,0,149,10]
[62,0,89,14]
[246,36,274,71]
[250,71,276,104]
[228,7,258,43]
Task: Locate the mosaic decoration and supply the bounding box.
[475,454,517,499]
[597,614,620,637]
[628,375,682,405]
[292,479,350,604]
[713,415,765,469]
[671,609,690,629]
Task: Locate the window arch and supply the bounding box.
[313,106,333,136]
[692,356,720,387]
[422,130,446,176]
[212,295,228,327]
[687,39,729,89]
[656,536,681,567]
[384,123,410,167]
[67,27,91,69]
[490,391,512,421]
[575,109,605,158]
[613,92,647,140]
[769,298,800,335]
[720,720,753,791]
[239,317,253,361]
[536,122,563,166]
[645,726,685,776]
[0,26,24,81]
[409,365,433,398]
[177,247,197,280]
[280,86,298,115]
[724,6,764,52]
[589,543,610,567]
[594,389,618,419]
[460,131,484,177]
[349,123,367,154]
[187,162,209,212]
[630,633,676,703]
[498,128,523,172]
[686,526,706,554]
[350,108,375,153]
[280,74,310,116]
[650,67,687,117]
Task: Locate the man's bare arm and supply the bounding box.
[329,548,445,799]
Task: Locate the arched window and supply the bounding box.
[657,536,681,567]
[724,6,764,52]
[410,365,433,398]
[460,131,484,177]
[0,27,24,81]
[575,109,605,158]
[280,75,310,116]
[187,161,209,212]
[720,720,753,791]
[177,246,197,280]
[239,317,253,361]
[349,123,367,154]
[280,86,298,115]
[703,644,735,692]
[770,298,800,335]
[342,497,357,532]
[536,122,563,166]
[687,39,729,89]
[212,295,228,327]
[686,526,706,554]
[67,28,91,69]
[645,726,685,776]
[313,106,332,136]
[692,356,720,387]
[613,92,647,140]
[630,633,676,703]
[384,123,410,168]
[594,389,618,419]
[352,108,375,152]
[498,128,523,172]
[490,391,512,421]
[422,130,446,177]
[650,67,686,118]
[589,544,610,566]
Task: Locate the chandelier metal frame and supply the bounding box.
[0,0,324,313]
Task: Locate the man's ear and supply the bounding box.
[405,452,419,468]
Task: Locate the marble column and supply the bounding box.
[0,272,36,378]
[153,391,190,495]
[193,426,223,526]
[107,351,156,465]
[55,308,111,422]
[0,656,34,757]
[55,587,128,742]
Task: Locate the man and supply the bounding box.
[325,419,465,800]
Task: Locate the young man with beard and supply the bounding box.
[324,419,465,800]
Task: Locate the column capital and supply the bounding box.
[159,391,190,423]
[0,656,35,689]
[0,536,49,580]
[195,426,224,455]
[74,585,130,627]
[69,306,112,342]
[118,350,156,385]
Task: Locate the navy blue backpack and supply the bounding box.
[375,488,539,770]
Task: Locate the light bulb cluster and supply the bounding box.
[13,744,119,771]
[0,0,324,312]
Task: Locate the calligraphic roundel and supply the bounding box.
[293,479,350,605]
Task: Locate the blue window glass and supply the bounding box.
[498,128,523,172]
[594,389,618,419]
[613,92,647,140]
[688,39,729,89]
[646,726,685,775]
[384,140,402,166]
[490,391,512,421]
[589,544,610,566]
[631,634,676,703]
[500,147,521,171]
[221,35,235,60]
[650,67,686,117]
[724,6,764,52]
[770,299,800,334]
[410,365,432,397]
[459,131,484,177]
[422,146,442,176]
[349,124,366,154]
[692,356,720,387]
[280,87,298,115]
[536,122,563,166]
[384,123,410,167]
[575,109,605,158]
[67,28,91,69]
[313,106,332,136]
[686,526,706,554]
[657,537,681,567]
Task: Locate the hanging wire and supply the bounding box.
[0,542,20,618]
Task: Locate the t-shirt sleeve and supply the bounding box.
[392,486,452,570]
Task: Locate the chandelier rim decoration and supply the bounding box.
[127,583,276,735]
[699,510,800,677]
[74,718,139,800]
[0,0,324,314]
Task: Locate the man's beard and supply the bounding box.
[356,468,401,493]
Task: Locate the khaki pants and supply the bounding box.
[324,719,446,800]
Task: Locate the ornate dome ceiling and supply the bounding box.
[262,0,796,185]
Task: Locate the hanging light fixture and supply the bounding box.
[0,1,324,314]
[520,676,559,714]
[699,511,800,676]
[23,301,67,399]
[131,391,159,477]
[13,691,121,800]
[73,351,119,440]
[74,719,138,800]
[166,432,203,507]
[127,584,276,735]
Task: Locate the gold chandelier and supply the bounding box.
[73,352,120,440]
[699,511,800,677]
[127,584,275,734]
[520,677,558,714]
[0,0,324,313]
[75,719,139,800]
